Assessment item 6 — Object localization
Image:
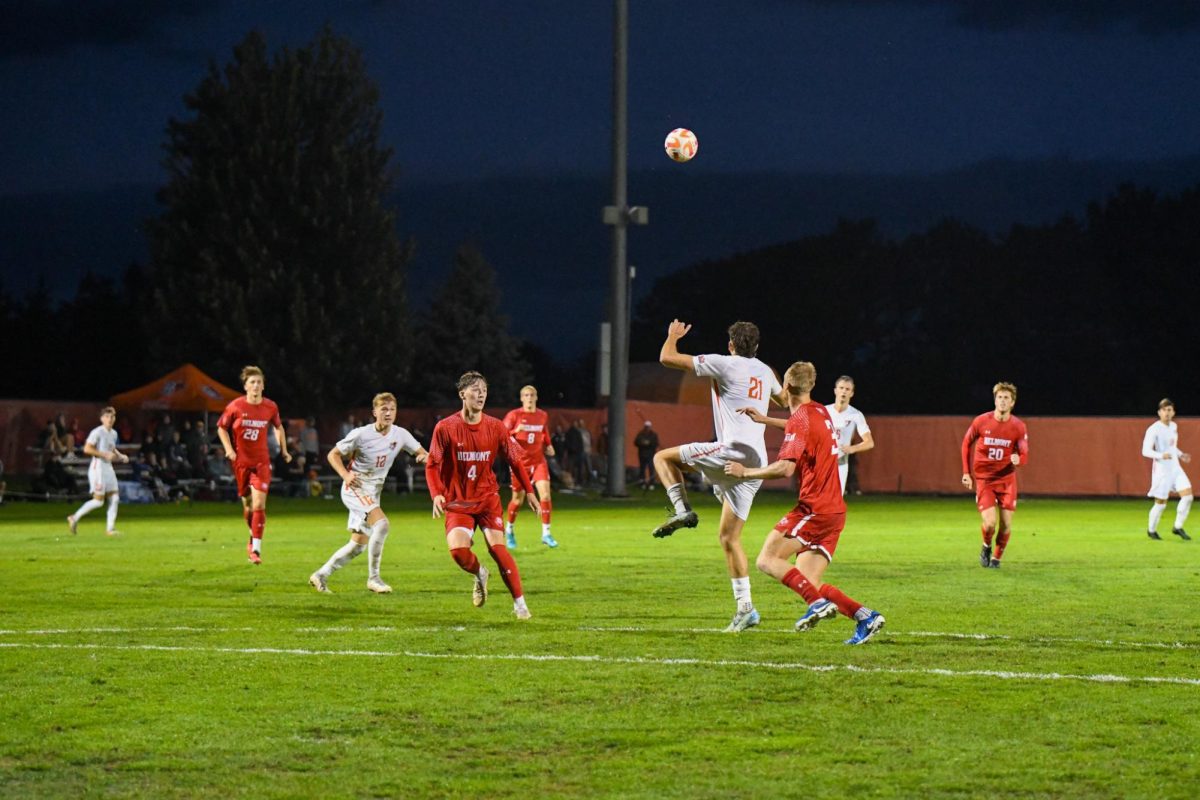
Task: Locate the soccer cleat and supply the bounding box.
[248,550,262,565]
[541,532,559,548]
[987,558,1001,569]
[309,572,331,593]
[1173,528,1192,541]
[723,607,761,633]
[651,510,699,538]
[1148,530,1163,540]
[67,515,78,535]
[514,603,532,620]
[505,530,517,549]
[794,599,838,632]
[979,544,992,567]
[105,530,121,537]
[367,578,392,594]
[473,565,489,607]
[845,611,886,645]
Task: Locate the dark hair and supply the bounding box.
[727,321,760,357]
[457,371,487,392]
[1159,397,1175,411]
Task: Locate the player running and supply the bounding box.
[67,406,129,537]
[1142,397,1192,541]
[825,375,874,495]
[309,392,428,594]
[652,319,785,633]
[727,361,885,645]
[502,384,558,549]
[426,371,540,619]
[216,365,291,564]
[961,382,1029,568]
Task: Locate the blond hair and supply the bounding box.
[373,392,397,408]
[240,365,264,384]
[784,361,816,394]
[520,385,537,394]
[993,381,1017,401]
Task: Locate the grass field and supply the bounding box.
[1,491,1198,798]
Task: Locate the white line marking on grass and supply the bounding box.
[0,625,465,636]
[576,626,1198,650]
[1,641,1198,687]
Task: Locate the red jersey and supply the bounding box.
[962,413,1029,481]
[217,396,281,466]
[778,401,846,515]
[502,408,551,464]
[426,413,534,510]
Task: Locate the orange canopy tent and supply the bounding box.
[110,364,241,412]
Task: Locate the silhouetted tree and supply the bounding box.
[146,27,412,412]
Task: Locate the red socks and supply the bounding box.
[450,547,480,574]
[781,568,821,604]
[506,499,521,524]
[539,499,552,526]
[981,524,994,547]
[487,544,524,599]
[250,510,265,541]
[819,583,863,618]
[994,529,1011,561]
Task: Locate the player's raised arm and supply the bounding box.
[659,319,695,371]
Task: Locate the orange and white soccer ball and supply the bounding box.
[664,128,698,162]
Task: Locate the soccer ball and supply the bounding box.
[664,128,698,162]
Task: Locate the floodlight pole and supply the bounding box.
[602,0,646,497]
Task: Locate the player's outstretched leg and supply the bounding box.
[794,599,838,632]
[845,610,886,645]
[651,449,699,538]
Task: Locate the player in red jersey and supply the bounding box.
[961,381,1029,569]
[216,365,291,564]
[426,371,540,619]
[726,361,885,645]
[502,384,558,550]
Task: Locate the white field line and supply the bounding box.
[1,641,1197,687]
[1,625,1194,651]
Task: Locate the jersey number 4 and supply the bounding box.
[467,464,478,481]
[748,377,763,400]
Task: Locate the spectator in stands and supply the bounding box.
[37,452,76,495]
[117,415,134,445]
[564,421,583,485]
[39,420,68,457]
[69,417,85,450]
[157,414,177,458]
[551,424,567,470]
[634,420,660,489]
[54,413,73,453]
[574,420,594,487]
[302,418,320,470]
[285,452,308,497]
[339,413,357,439]
[596,423,610,479]
[166,430,191,478]
[307,468,323,498]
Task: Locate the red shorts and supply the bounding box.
[510,459,550,491]
[975,475,1018,511]
[444,495,505,535]
[235,461,272,497]
[774,509,846,560]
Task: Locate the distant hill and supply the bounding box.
[5,155,1200,358]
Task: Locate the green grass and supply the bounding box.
[1,492,1198,798]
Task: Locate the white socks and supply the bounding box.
[320,539,366,576]
[73,498,104,521]
[666,483,689,515]
[1149,502,1167,533]
[106,496,119,531]
[367,518,390,580]
[732,576,753,612]
[1175,495,1193,530]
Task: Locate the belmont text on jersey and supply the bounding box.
[457,451,493,462]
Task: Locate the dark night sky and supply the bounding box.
[4,0,1200,355]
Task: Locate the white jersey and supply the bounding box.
[335,423,421,494]
[1143,420,1182,463]
[826,403,870,467]
[692,353,781,468]
[86,425,120,467]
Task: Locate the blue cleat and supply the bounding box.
[794,598,838,632]
[845,611,885,645]
[505,530,517,549]
[541,532,559,548]
[724,607,760,632]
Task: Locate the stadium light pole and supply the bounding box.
[602,0,646,498]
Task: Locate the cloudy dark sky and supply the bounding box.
[4,0,1200,194]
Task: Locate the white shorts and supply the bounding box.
[88,460,118,495]
[1149,463,1191,499]
[679,441,763,521]
[341,483,382,533]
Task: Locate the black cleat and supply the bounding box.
[1148,530,1163,540]
[979,544,992,567]
[986,558,1001,569]
[652,510,699,538]
[1173,528,1192,541]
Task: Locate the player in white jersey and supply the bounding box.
[652,319,786,632]
[1142,397,1192,541]
[309,393,428,593]
[67,406,129,537]
[825,375,874,496]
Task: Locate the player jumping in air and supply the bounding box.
[652,319,786,632]
[425,371,540,619]
[67,406,129,537]
[1142,397,1192,541]
[309,392,428,593]
[503,384,558,549]
[961,382,1029,568]
[216,365,291,564]
[728,361,885,644]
